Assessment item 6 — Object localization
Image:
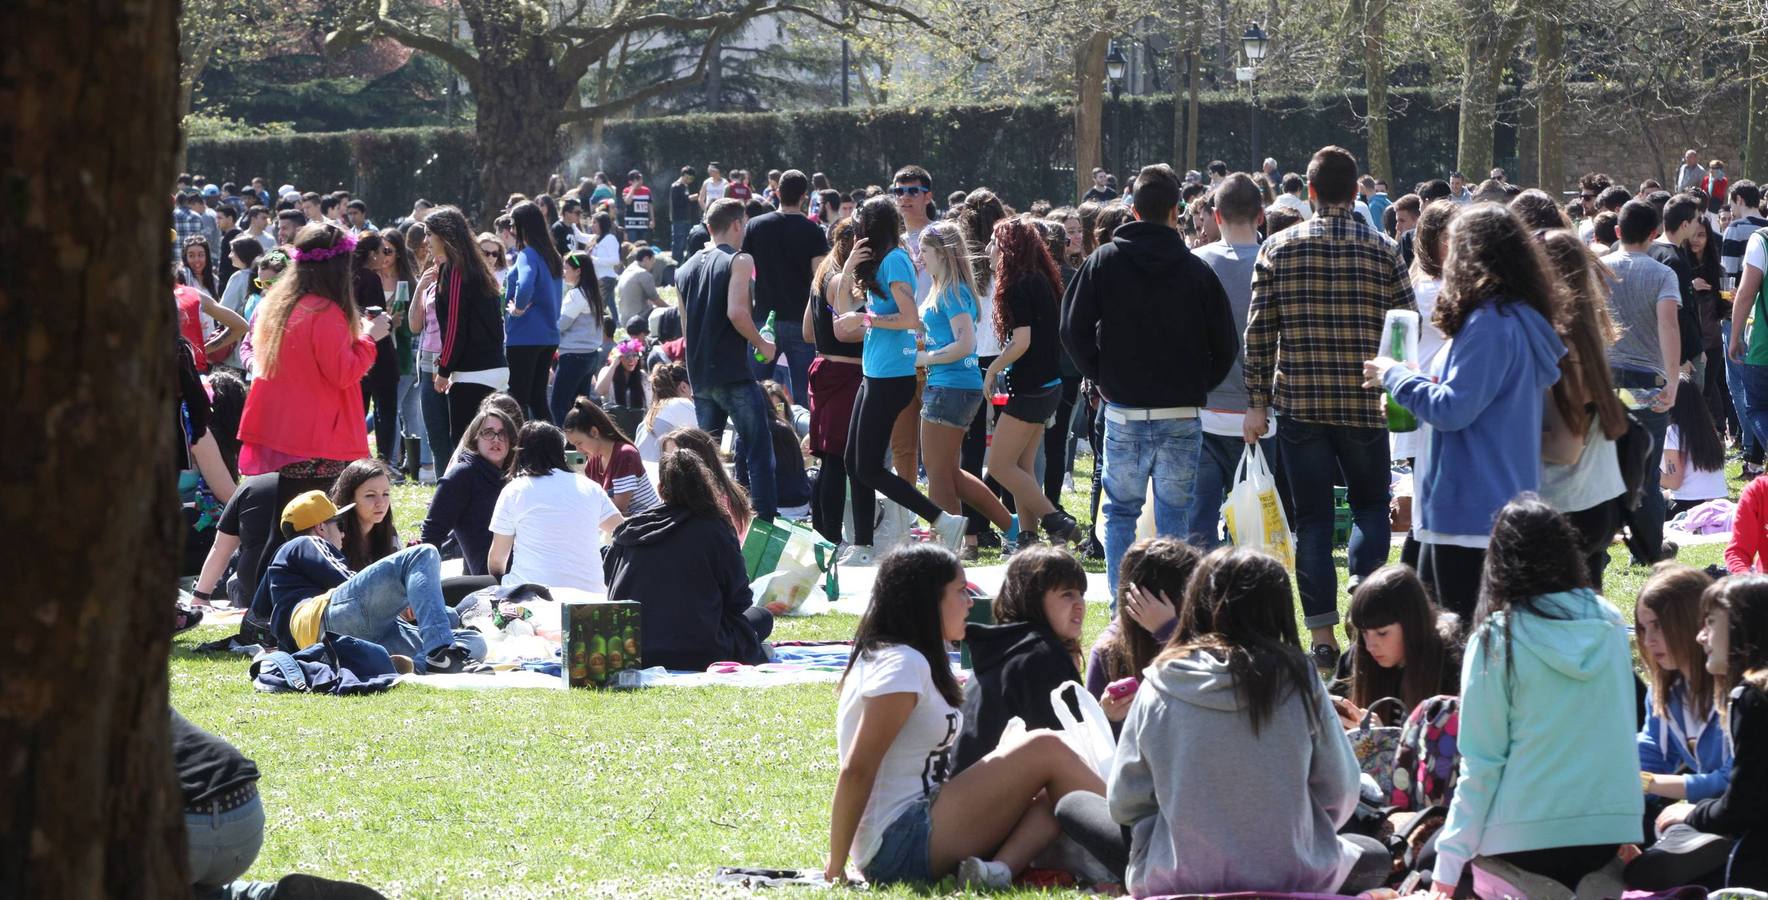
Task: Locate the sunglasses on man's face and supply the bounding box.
[890,186,929,197]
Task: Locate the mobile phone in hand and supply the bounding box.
[1105,676,1140,700]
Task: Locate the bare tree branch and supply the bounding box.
[324,0,482,87]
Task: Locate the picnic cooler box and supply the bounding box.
[562,599,642,688]
[742,518,838,613]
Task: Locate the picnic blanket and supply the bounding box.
[398,641,965,691]
[833,562,1114,615]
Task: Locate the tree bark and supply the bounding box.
[458,2,574,225]
[1534,11,1565,192]
[1748,38,1768,184]
[1182,2,1203,172]
[0,0,186,896]
[1357,0,1392,184]
[1075,30,1110,202]
[1454,0,1521,178]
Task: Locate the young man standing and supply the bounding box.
[1362,175,1391,230]
[1082,168,1117,203]
[1269,173,1313,219]
[677,198,778,520]
[889,165,937,482]
[173,189,208,264]
[244,206,276,254]
[255,491,480,673]
[344,199,374,234]
[1243,146,1415,667]
[668,166,698,260]
[1604,200,1684,566]
[1187,174,1285,550]
[623,170,653,244]
[1062,164,1238,594]
[1721,181,1768,474]
[299,191,323,223]
[275,209,304,246]
[553,197,586,255]
[741,169,830,400]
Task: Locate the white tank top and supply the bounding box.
[703,179,727,203]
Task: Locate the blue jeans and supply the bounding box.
[671,221,693,261]
[418,363,453,468]
[1186,431,1286,550]
[323,545,485,669]
[394,374,432,469]
[550,348,606,425]
[696,379,779,519]
[1101,409,1203,597]
[1727,328,1761,460]
[1742,362,1768,456]
[187,795,271,899]
[1276,419,1391,629]
[751,318,815,406]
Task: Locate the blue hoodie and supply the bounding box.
[1639,681,1734,801]
[1433,589,1644,887]
[1383,299,1565,537]
[505,245,562,347]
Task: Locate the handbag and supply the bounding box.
[1346,697,1408,796]
[1614,409,1655,513]
[1390,694,1462,811]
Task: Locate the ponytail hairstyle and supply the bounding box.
[643,362,691,433]
[251,221,360,378]
[563,250,606,325]
[562,395,634,447]
[842,543,967,707]
[1667,375,1725,474]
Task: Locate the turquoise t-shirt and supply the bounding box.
[920,283,983,389]
[861,247,919,378]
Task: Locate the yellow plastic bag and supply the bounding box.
[1221,443,1295,570]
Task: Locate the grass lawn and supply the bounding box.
[172,452,1731,897]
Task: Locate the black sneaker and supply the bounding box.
[272,873,388,900]
[976,528,1002,551]
[1310,642,1341,676]
[1659,540,1680,561]
[1623,824,1733,889]
[1079,534,1105,560]
[1040,510,1082,545]
[422,643,472,674]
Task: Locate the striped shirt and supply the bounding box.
[1244,207,1417,429]
[587,442,662,515]
[1721,215,1767,283]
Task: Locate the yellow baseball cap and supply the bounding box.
[280,490,355,534]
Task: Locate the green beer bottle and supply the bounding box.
[1384,318,1418,434]
[754,311,776,362]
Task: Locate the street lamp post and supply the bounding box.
[1240,24,1270,170]
[1106,43,1127,176]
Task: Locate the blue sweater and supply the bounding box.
[504,246,562,347]
[1639,681,1734,801]
[1432,589,1643,886]
[254,535,353,652]
[1383,299,1565,537]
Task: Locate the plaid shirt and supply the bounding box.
[1244,206,1416,429]
[173,205,207,264]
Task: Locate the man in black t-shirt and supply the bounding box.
[740,169,830,399]
[552,197,585,255]
[1649,193,1707,375]
[192,473,282,615]
[669,165,699,260]
[1081,167,1118,204]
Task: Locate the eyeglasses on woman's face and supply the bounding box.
[480,246,501,260]
[477,425,507,443]
[379,244,396,256]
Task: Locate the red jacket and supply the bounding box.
[1726,476,1768,573]
[238,295,377,462]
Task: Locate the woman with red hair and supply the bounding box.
[984,215,1082,544]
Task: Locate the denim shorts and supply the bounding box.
[860,793,936,885]
[921,385,984,429]
[1004,384,1062,427]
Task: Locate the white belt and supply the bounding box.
[1105,406,1199,424]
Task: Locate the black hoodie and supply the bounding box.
[952,621,1082,774]
[1060,220,1238,409]
[602,505,765,671]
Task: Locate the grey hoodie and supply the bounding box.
[1108,649,1362,898]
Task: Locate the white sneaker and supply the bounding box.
[418,464,437,485]
[957,857,1013,890]
[836,544,874,567]
[933,512,967,553]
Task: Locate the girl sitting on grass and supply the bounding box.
[828,543,1105,889]
[1084,537,1201,723]
[952,545,1089,773]
[563,397,661,516]
[327,459,399,571]
[1329,564,1461,728]
[660,428,750,538]
[1636,564,1731,806]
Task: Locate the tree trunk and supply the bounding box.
[705,33,724,113]
[1182,2,1202,172]
[1748,39,1768,184]
[1534,12,1565,192]
[1074,30,1110,202]
[1454,0,1520,179]
[0,0,187,896]
[1358,0,1392,184]
[459,4,573,224]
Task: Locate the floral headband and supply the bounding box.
[293,232,356,262]
[616,338,645,356]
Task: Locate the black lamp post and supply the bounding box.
[1106,42,1127,175]
[1240,24,1270,168]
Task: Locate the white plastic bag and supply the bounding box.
[1221,443,1295,571]
[843,495,913,550]
[1049,682,1116,780]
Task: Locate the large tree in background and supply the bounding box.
[0,0,186,895]
[327,0,928,222]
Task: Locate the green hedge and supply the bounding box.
[187,89,1459,228]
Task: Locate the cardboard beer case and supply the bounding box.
[561,599,643,688]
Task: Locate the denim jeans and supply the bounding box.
[1185,430,1285,550]
[751,318,815,406]
[1613,367,1671,564]
[394,374,432,469]
[1101,409,1203,596]
[418,363,453,468]
[1726,328,1762,460]
[550,348,606,425]
[671,221,693,261]
[187,794,267,898]
[1276,419,1391,629]
[323,544,485,669]
[1741,362,1768,456]
[696,379,778,519]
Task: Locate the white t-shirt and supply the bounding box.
[1665,425,1727,502]
[974,276,1004,358]
[488,470,620,592]
[836,644,961,869]
[635,397,700,462]
[1270,193,1313,219]
[1744,230,1768,275]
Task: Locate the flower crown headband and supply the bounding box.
[293,232,357,263]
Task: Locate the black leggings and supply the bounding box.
[812,453,874,546]
[447,381,497,449]
[362,368,399,461]
[1041,376,1081,509]
[845,375,943,524]
[1487,843,1620,891]
[1565,496,1624,591]
[505,345,557,424]
[961,356,1015,533]
[1418,542,1485,622]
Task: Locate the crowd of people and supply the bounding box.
[167,145,1768,897]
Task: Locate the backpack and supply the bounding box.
[1389,694,1461,811]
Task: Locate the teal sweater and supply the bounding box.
[1432,589,1644,886]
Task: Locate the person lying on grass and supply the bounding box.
[826,543,1105,890]
[256,489,481,674]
